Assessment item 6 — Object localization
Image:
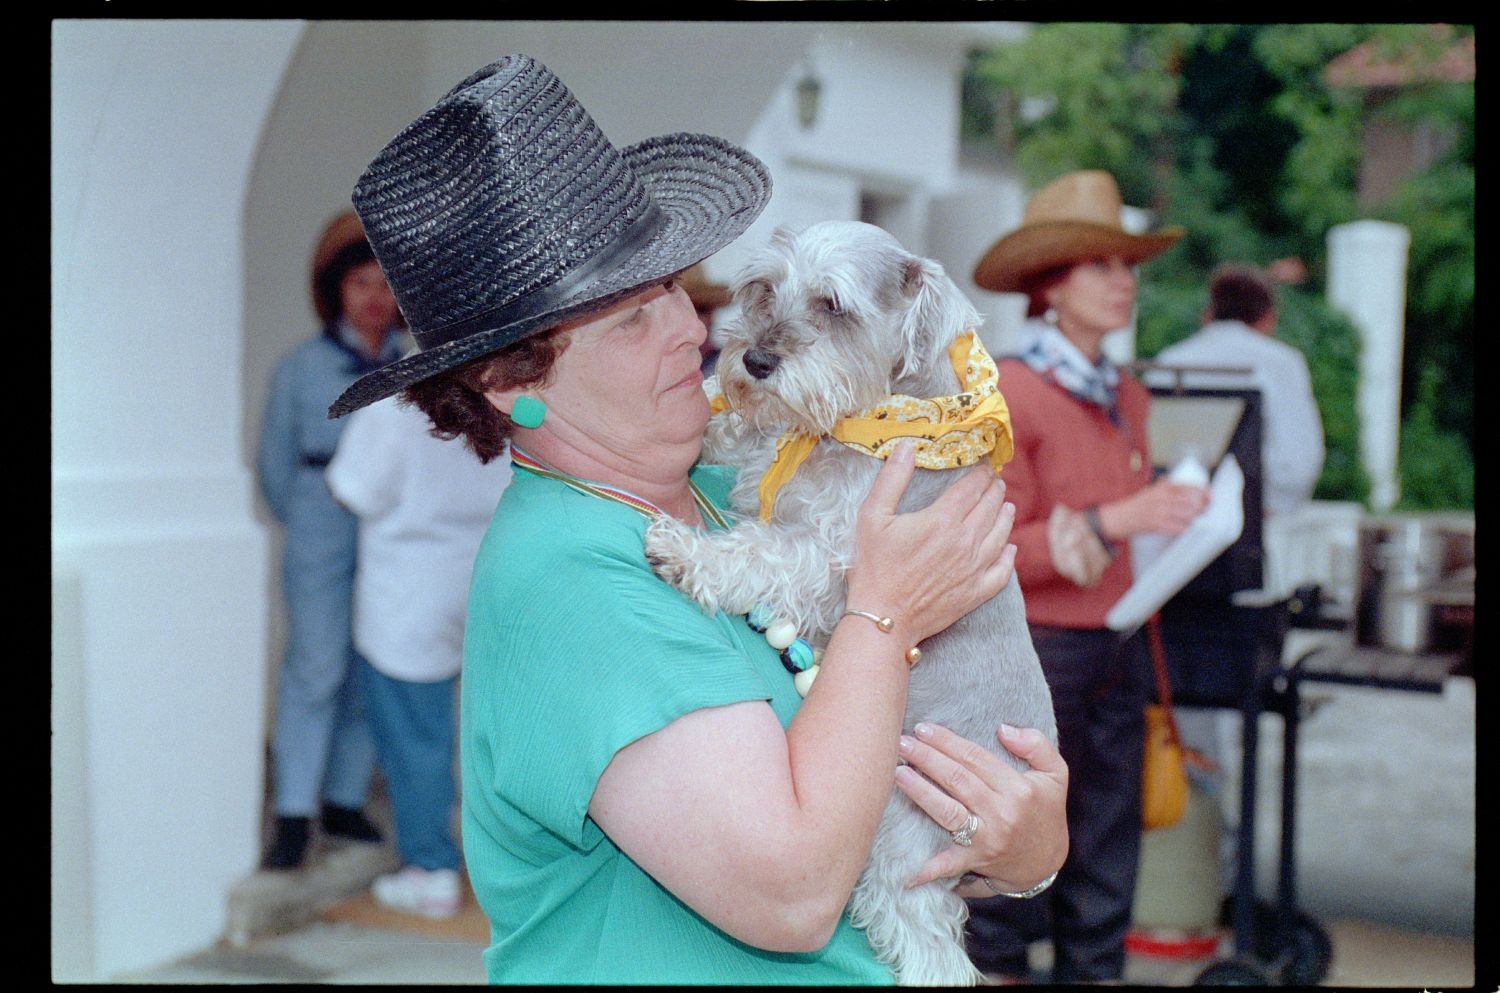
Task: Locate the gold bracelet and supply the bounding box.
[978,870,1058,899]
[841,609,922,666]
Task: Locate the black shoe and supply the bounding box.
[321,803,383,843]
[261,815,310,870]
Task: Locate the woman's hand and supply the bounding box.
[1098,478,1209,540]
[893,721,1069,893]
[845,442,1018,648]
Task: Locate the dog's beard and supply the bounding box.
[716,338,899,436]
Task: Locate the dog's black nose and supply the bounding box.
[743,348,781,380]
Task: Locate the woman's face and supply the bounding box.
[340,260,401,339]
[529,278,711,458]
[1045,255,1138,340]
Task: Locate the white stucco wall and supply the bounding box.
[729,26,978,263]
[52,19,303,981]
[930,168,1029,356]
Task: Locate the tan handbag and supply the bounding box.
[1141,615,1190,831]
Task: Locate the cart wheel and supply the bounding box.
[1225,897,1334,985]
[1195,958,1274,985]
[1275,911,1333,986]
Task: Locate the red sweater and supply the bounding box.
[996,358,1154,629]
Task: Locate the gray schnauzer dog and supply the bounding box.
[644,220,1057,985]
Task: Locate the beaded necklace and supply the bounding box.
[509,446,824,696]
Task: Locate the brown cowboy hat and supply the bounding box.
[972,170,1183,295]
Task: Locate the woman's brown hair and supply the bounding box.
[1023,263,1076,319]
[401,329,570,464]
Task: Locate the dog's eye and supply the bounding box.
[820,296,844,316]
[742,279,773,312]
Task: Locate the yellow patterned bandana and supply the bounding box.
[740,331,1014,521]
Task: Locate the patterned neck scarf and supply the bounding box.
[1018,325,1120,419]
[738,331,1015,521]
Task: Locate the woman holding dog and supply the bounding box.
[329,55,1067,985]
[964,170,1210,983]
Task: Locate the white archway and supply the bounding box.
[51,19,303,981]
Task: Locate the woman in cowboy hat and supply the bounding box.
[330,55,1068,984]
[964,170,1209,983]
[256,209,407,869]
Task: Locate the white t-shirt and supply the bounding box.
[1151,320,1325,518]
[327,396,512,682]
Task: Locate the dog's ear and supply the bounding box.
[768,224,800,248]
[734,226,801,306]
[894,256,980,382]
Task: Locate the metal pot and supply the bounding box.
[1354,513,1474,654]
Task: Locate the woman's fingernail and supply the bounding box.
[999,723,1020,738]
[914,722,934,738]
[899,735,917,755]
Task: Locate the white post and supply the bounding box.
[1326,220,1411,512]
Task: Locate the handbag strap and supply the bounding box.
[1144,613,1183,748]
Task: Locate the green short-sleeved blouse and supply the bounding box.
[460,462,892,985]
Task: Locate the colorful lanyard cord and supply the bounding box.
[509,445,730,530]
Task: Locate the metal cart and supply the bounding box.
[1144,379,1317,985]
[1143,377,1471,985]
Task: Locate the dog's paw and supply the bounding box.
[700,407,741,464]
[643,515,702,594]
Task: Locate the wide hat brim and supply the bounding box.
[973,221,1183,295]
[328,132,768,418]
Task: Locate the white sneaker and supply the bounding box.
[372,866,462,919]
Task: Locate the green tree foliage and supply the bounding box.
[1376,77,1475,452]
[966,23,1473,510]
[1396,365,1474,511]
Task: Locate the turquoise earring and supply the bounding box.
[511,395,546,428]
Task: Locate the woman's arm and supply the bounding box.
[589,445,1016,951]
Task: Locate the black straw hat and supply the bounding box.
[329,54,772,417]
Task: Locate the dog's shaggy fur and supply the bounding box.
[643,220,1058,985]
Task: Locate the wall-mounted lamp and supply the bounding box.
[795,66,822,130]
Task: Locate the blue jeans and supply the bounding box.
[270,560,377,817]
[358,657,461,871]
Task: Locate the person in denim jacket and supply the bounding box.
[256,210,407,869]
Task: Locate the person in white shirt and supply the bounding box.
[1149,265,1326,899]
[327,393,513,918]
[1153,264,1325,518]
